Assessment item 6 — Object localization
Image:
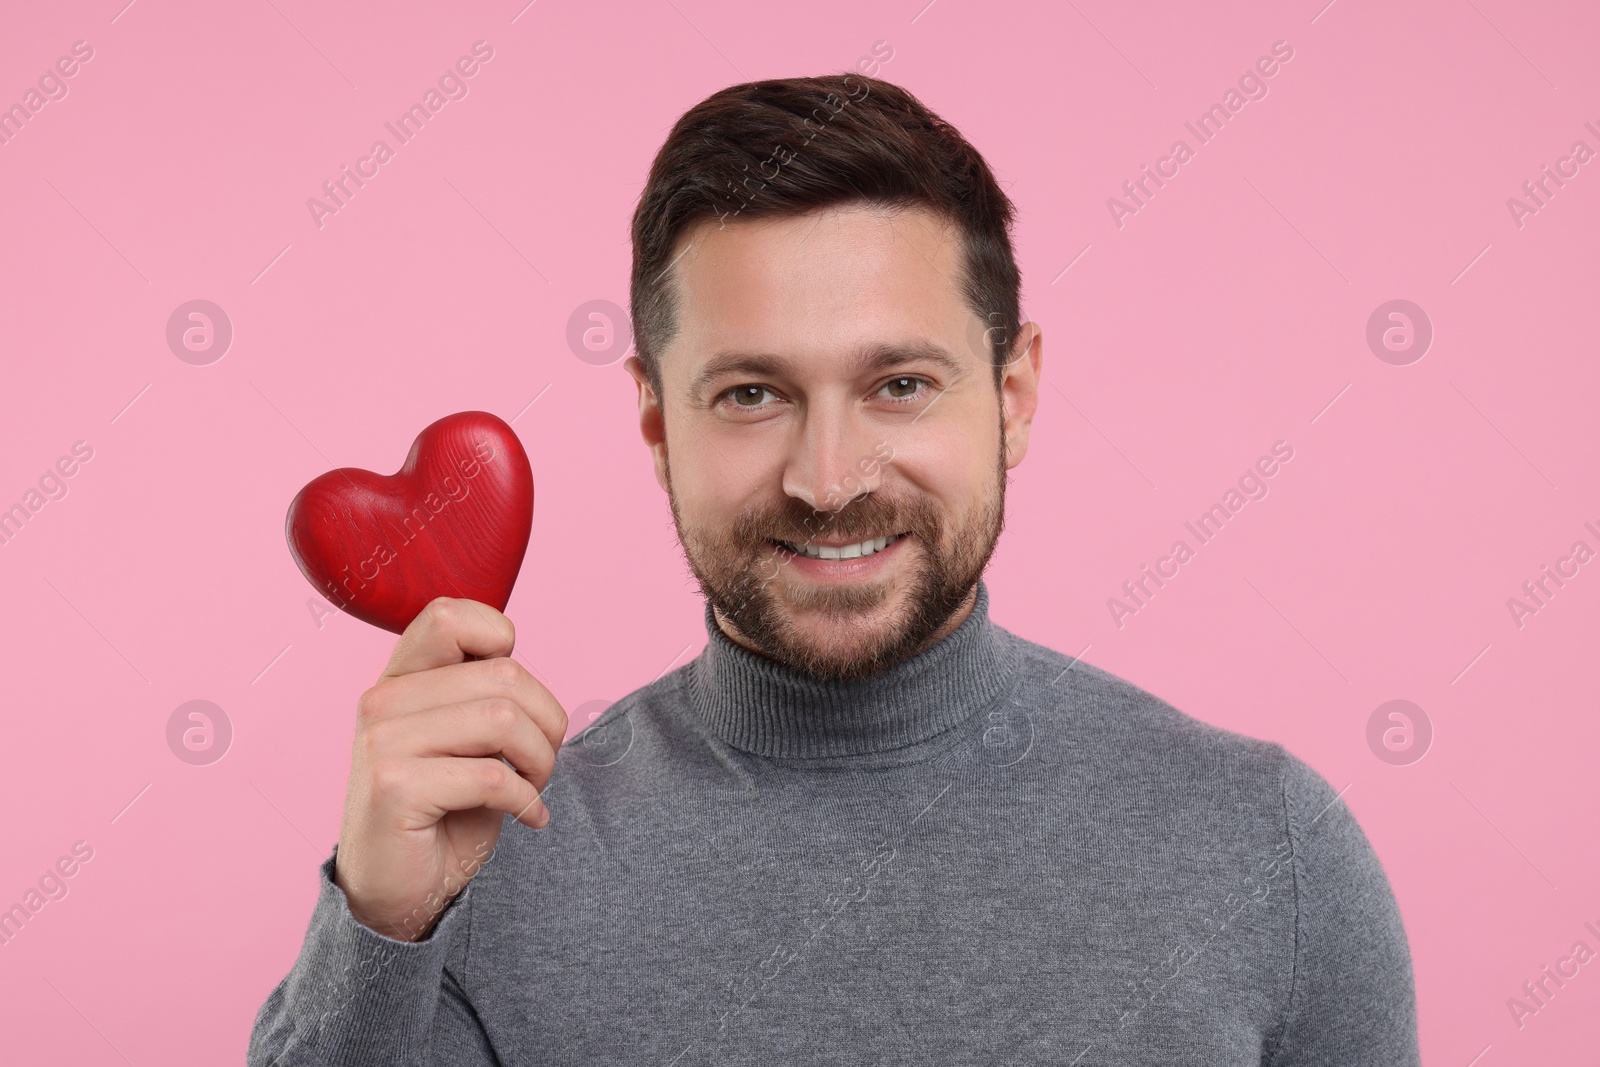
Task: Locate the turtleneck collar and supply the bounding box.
[687,581,1019,760]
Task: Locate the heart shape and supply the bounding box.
[285,411,534,634]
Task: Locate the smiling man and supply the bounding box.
[648,197,1018,685]
[250,75,1419,1066]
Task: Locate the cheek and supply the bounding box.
[670,427,776,525]
[878,441,991,529]
[881,403,1000,501]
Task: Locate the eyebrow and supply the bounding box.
[691,339,967,396]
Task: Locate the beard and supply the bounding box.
[668,456,1006,683]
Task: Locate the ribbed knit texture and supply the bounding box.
[249,582,1420,1066]
[689,584,1018,759]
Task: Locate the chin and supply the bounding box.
[783,598,898,642]
[775,572,905,624]
[765,589,925,678]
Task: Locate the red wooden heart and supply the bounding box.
[285,411,534,634]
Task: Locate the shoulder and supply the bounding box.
[1001,628,1403,900]
[999,627,1294,791]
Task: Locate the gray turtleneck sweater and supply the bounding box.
[248,583,1419,1065]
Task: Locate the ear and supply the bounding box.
[625,356,670,492]
[1000,321,1043,470]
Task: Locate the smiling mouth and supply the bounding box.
[771,533,908,560]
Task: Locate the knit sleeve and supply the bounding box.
[246,848,498,1067]
[1262,748,1420,1067]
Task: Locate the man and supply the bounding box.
[250,74,1419,1065]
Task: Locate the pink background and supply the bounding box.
[2,0,1596,1062]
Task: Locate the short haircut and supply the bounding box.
[629,74,1022,396]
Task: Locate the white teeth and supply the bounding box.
[787,534,898,560]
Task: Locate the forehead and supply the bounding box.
[661,202,972,375]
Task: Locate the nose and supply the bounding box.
[781,402,883,513]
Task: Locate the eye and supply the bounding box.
[724,385,777,408]
[878,376,927,402]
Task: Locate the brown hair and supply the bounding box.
[629,74,1021,396]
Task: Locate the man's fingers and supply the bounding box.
[383,756,550,827]
[363,655,569,755]
[371,698,559,788]
[380,597,516,680]
[361,656,568,752]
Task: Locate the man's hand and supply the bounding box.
[332,597,567,942]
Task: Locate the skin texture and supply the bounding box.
[627,201,1044,679]
[334,200,1043,940]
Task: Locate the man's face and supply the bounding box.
[628,202,1041,681]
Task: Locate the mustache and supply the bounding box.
[728,492,939,549]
